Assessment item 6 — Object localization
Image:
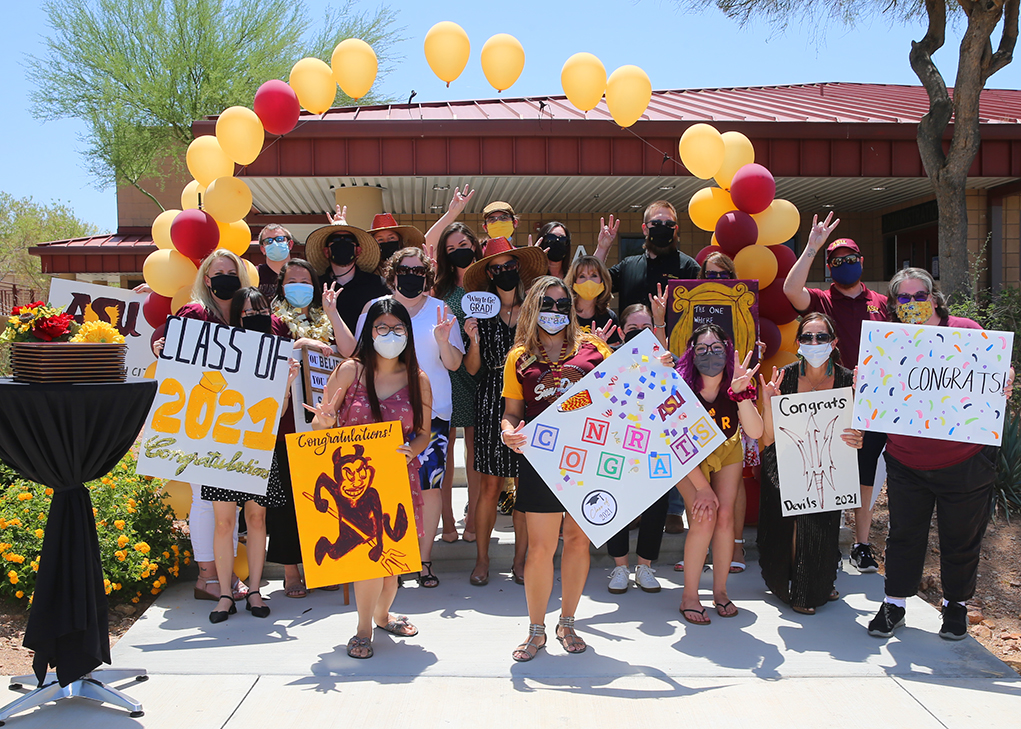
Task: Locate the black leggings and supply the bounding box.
[605,490,671,562]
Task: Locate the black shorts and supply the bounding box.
[857,430,888,487]
[513,454,567,514]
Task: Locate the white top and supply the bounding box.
[356,296,465,421]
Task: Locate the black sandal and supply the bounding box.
[245,590,271,619]
[209,595,237,624]
[419,561,439,588]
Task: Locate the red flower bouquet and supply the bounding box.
[1,302,80,343]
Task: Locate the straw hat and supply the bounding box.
[367,213,426,249]
[304,224,380,274]
[463,237,548,293]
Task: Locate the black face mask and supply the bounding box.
[329,238,357,267]
[379,241,401,264]
[543,235,569,262]
[209,274,241,301]
[447,247,476,269]
[694,350,726,377]
[242,314,272,333]
[491,270,520,292]
[646,221,676,250]
[623,328,644,343]
[395,274,426,299]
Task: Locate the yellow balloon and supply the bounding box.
[561,52,606,112]
[480,33,525,92]
[424,21,470,86]
[331,38,378,100]
[777,319,799,354]
[153,209,181,250]
[181,181,205,210]
[289,57,336,115]
[714,132,755,190]
[734,244,779,289]
[203,177,253,223]
[711,233,720,247]
[679,123,726,180]
[162,480,192,520]
[763,349,798,376]
[687,187,735,231]
[171,285,193,314]
[215,106,265,166]
[143,249,198,297]
[217,220,252,256]
[234,542,249,582]
[186,136,234,188]
[752,199,801,246]
[242,258,259,289]
[605,65,652,128]
[143,361,157,380]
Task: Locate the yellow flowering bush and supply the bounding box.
[70,320,126,344]
[0,451,185,606]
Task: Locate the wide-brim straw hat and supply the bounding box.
[463,237,548,293]
[367,213,426,249]
[305,224,380,274]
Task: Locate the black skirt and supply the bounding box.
[513,454,568,514]
[200,449,288,509]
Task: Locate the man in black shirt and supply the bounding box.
[304,224,389,334]
[256,224,294,300]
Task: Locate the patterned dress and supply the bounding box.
[473,314,517,478]
[443,285,478,428]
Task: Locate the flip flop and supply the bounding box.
[680,607,711,625]
[346,636,373,659]
[284,581,308,598]
[714,600,739,618]
[376,615,418,637]
[729,561,746,574]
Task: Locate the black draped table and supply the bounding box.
[0,379,157,723]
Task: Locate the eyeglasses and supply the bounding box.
[647,220,677,230]
[798,332,834,344]
[540,296,572,315]
[262,236,290,244]
[896,291,930,304]
[703,270,734,280]
[373,323,407,337]
[486,260,520,277]
[828,254,860,267]
[693,343,725,356]
[485,213,513,223]
[394,265,428,277]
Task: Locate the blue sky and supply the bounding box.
[4,0,1017,233]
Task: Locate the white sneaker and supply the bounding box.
[634,564,661,593]
[608,565,630,594]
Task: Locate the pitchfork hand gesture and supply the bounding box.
[731,349,760,394]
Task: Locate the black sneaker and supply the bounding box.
[867,602,906,638]
[851,543,880,573]
[939,601,968,641]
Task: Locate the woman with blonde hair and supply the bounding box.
[565,255,621,346]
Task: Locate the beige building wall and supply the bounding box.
[1002,192,1020,286]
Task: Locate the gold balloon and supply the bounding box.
[234,543,249,582]
[171,284,193,314]
[714,131,755,190]
[203,176,253,223]
[762,349,798,375]
[143,249,199,297]
[143,361,157,380]
[480,33,525,92]
[242,258,259,288]
[679,123,726,180]
[162,480,192,520]
[777,319,799,354]
[561,52,606,112]
[331,38,378,100]
[289,57,337,115]
[181,181,205,211]
[605,65,652,128]
[687,187,735,232]
[752,199,801,246]
[217,220,252,256]
[424,21,470,86]
[153,209,181,250]
[734,244,779,289]
[186,136,235,188]
[711,233,720,247]
[215,106,265,166]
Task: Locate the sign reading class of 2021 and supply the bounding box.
[136,315,293,495]
[520,329,724,547]
[853,321,1014,446]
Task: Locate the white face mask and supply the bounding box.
[798,343,833,368]
[537,312,569,335]
[373,332,407,359]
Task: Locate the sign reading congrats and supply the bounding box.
[137,315,293,495]
[519,330,723,547]
[853,321,1013,446]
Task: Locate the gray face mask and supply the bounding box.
[694,350,726,377]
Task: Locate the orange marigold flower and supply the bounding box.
[117,535,129,548]
[162,551,170,559]
[44,488,53,496]
[0,519,6,529]
[114,520,126,530]
[131,597,139,603]
[34,529,43,539]
[17,492,32,501]
[9,574,18,585]
[133,541,150,553]
[15,591,23,599]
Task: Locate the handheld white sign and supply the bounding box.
[291,348,343,433]
[461,291,500,319]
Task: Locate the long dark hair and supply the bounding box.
[434,223,482,299]
[356,298,424,433]
[675,323,736,394]
[797,312,842,375]
[228,287,269,327]
[275,259,323,310]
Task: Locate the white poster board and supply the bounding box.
[137,315,293,495]
[772,388,860,517]
[853,321,1013,446]
[519,330,724,547]
[291,348,343,433]
[48,279,155,378]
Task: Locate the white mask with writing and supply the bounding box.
[373,332,407,360]
[798,343,833,368]
[537,312,569,335]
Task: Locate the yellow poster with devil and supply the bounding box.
[286,421,421,587]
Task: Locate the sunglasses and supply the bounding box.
[394,265,428,277]
[540,296,572,315]
[798,332,834,344]
[542,234,569,245]
[704,270,734,280]
[693,343,725,356]
[328,234,357,245]
[262,236,290,244]
[486,260,520,277]
[647,220,677,230]
[373,323,407,337]
[828,254,860,267]
[896,291,930,304]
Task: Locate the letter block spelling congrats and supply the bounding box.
[518,330,723,547]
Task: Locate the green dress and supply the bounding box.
[444,285,478,428]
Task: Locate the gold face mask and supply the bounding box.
[485,219,515,240]
[896,300,934,325]
[572,280,605,301]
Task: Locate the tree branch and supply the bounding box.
[985,0,1019,80]
[910,0,952,177]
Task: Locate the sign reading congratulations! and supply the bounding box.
[137,315,293,495]
[853,321,1013,446]
[520,330,723,547]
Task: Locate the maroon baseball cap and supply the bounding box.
[826,238,860,261]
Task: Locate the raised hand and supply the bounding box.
[502,421,526,453]
[731,349,760,393]
[758,366,784,400]
[592,320,618,344]
[321,283,341,315]
[597,215,620,249]
[526,233,547,253]
[303,384,344,426]
[434,304,456,344]
[327,204,348,225]
[448,184,475,216]
[806,212,840,256]
[286,358,301,389]
[649,283,668,326]
[464,317,479,343]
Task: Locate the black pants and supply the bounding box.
[606,490,670,562]
[883,447,997,603]
[266,439,302,565]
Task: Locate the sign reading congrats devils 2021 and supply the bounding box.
[519,330,723,547]
[137,315,293,495]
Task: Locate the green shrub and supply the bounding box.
[0,450,188,607]
[993,409,1021,519]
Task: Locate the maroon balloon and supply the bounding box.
[730,163,776,215]
[170,208,220,260]
[695,245,718,265]
[768,243,797,281]
[759,317,781,359]
[714,211,758,256]
[143,293,173,330]
[254,80,300,136]
[758,280,798,325]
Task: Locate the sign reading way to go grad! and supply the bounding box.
[137,315,294,495]
[460,291,500,319]
[519,329,724,547]
[853,321,1014,446]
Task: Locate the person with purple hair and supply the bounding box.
[673,323,763,624]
